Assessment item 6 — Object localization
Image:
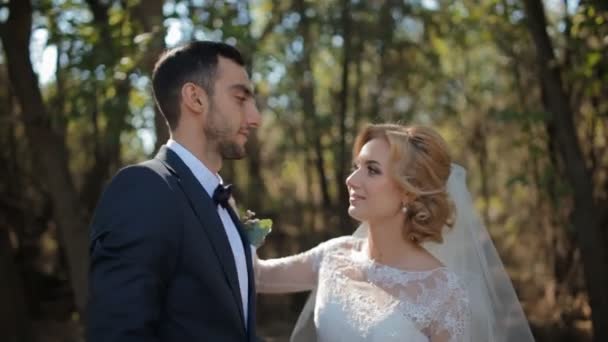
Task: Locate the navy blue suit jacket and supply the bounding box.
[88,146,257,342]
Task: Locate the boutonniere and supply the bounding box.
[242,210,273,248]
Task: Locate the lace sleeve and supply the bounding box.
[429,280,471,342]
[254,236,353,294]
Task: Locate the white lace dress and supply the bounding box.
[255,236,471,342]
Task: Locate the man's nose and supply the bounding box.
[247,102,261,128]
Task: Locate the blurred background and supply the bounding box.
[0,0,606,341]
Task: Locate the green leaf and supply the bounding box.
[258,219,273,231]
[506,174,528,187]
[245,219,273,248]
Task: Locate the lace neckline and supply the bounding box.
[354,237,447,274]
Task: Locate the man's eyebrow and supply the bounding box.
[230,84,255,97]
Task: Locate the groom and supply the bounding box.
[88,41,261,341]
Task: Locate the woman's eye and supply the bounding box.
[368,167,379,175]
[351,164,359,171]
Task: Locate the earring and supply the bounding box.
[401,205,408,213]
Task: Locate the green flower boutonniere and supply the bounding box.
[242,210,273,248]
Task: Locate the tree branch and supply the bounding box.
[85,0,110,23]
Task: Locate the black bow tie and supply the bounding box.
[213,183,233,209]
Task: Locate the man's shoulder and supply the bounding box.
[91,158,182,227]
[90,158,184,242]
[114,157,173,182]
[99,157,179,201]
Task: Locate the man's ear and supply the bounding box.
[181,82,208,115]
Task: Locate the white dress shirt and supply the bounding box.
[166,139,249,327]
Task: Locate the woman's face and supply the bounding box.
[346,138,405,224]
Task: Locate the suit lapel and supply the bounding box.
[225,205,257,339]
[155,146,246,329]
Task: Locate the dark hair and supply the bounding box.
[152,41,245,130]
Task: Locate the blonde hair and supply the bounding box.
[352,124,455,243]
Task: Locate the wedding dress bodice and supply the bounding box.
[255,236,470,342]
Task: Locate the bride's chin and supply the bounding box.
[348,207,364,221]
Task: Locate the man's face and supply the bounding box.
[204,57,261,159]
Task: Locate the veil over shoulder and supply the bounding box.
[290,164,535,342]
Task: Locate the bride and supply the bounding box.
[254,124,535,341]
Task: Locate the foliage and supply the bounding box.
[1,0,606,340]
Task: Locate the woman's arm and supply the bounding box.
[254,236,352,294]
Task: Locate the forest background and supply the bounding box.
[0,0,607,341]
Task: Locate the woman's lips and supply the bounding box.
[349,194,365,202]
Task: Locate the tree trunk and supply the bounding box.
[370,0,395,120]
[0,226,31,342]
[0,0,89,317]
[154,112,170,151]
[81,0,145,210]
[523,1,608,340]
[352,39,364,130]
[335,0,353,232]
[0,76,31,342]
[471,122,491,225]
[246,134,264,206]
[130,0,169,152]
[81,80,131,212]
[296,0,332,210]
[240,4,266,209]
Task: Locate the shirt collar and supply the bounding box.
[166,139,222,196]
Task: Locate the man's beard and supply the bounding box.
[204,103,247,160]
[218,139,246,159]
